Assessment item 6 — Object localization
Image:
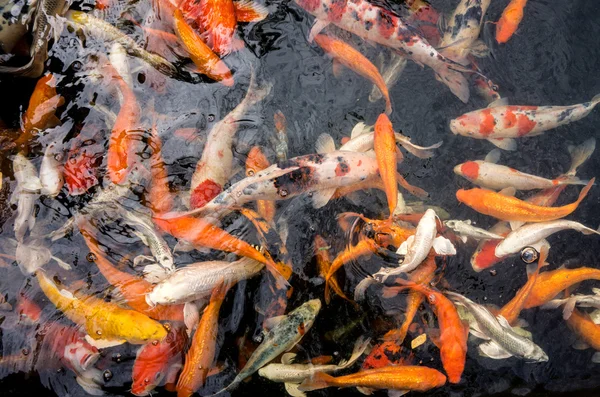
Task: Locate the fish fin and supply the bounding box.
[459,235,468,243]
[133,255,155,267]
[572,339,590,350]
[484,149,501,164]
[84,336,126,349]
[281,352,296,364]
[311,188,337,209]
[132,230,150,246]
[499,187,516,197]
[332,60,344,78]
[234,0,269,22]
[478,340,513,359]
[434,65,469,103]
[432,236,456,255]
[562,296,577,320]
[285,382,306,397]
[592,352,600,364]
[173,240,196,253]
[397,236,412,255]
[76,368,105,396]
[338,336,371,369]
[142,263,170,284]
[488,98,509,108]
[592,93,600,106]
[509,221,524,231]
[356,386,375,395]
[351,122,372,138]
[298,372,333,392]
[263,315,287,331]
[512,326,532,340]
[488,138,517,151]
[308,20,330,43]
[315,133,336,153]
[469,327,491,341]
[496,315,512,329]
[354,276,376,301]
[575,178,595,206]
[388,390,409,397]
[469,39,490,58]
[59,288,75,299]
[540,299,566,310]
[531,239,550,254]
[52,256,72,270]
[184,301,202,336]
[526,263,538,278]
[566,138,596,175]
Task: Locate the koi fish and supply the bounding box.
[361,340,412,369]
[176,282,230,397]
[39,136,65,197]
[314,34,391,115]
[456,178,594,223]
[189,72,272,208]
[173,9,234,85]
[314,235,353,306]
[132,324,188,396]
[495,0,528,44]
[246,146,276,223]
[448,291,548,361]
[383,282,468,383]
[272,110,289,162]
[565,308,600,363]
[450,96,600,150]
[444,219,504,242]
[12,153,41,242]
[298,365,447,394]
[541,289,600,320]
[375,209,455,279]
[146,126,173,215]
[258,336,370,395]
[454,159,586,191]
[438,0,491,64]
[186,0,268,56]
[294,0,473,102]
[36,271,167,346]
[221,299,321,392]
[495,220,600,257]
[374,113,398,216]
[64,126,103,195]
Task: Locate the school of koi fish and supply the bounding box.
[0,0,599,396]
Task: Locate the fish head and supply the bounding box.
[470,239,503,272]
[131,349,167,396]
[450,114,479,137]
[62,336,101,373]
[525,345,549,363]
[454,161,480,181]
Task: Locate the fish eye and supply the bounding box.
[54,153,64,162]
[208,114,215,122]
[520,247,539,264]
[154,372,162,380]
[247,169,255,176]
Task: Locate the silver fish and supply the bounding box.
[122,210,174,273]
[12,153,41,242]
[444,219,505,242]
[259,336,369,397]
[448,291,548,362]
[222,299,322,392]
[0,0,69,76]
[541,288,600,320]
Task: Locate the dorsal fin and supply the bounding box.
[315,133,336,154]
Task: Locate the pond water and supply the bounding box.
[1,0,600,396]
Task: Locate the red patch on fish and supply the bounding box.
[327,0,347,22]
[377,9,398,39]
[479,109,496,136]
[335,162,350,176]
[190,179,223,209]
[64,154,100,195]
[297,0,320,12]
[460,162,479,180]
[503,111,517,128]
[517,114,537,136]
[472,240,503,271]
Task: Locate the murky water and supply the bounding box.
[1,0,600,395]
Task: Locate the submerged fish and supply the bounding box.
[221,299,321,391]
[496,0,528,44]
[444,219,504,242]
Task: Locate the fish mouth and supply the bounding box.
[145,294,156,308]
[81,352,101,371]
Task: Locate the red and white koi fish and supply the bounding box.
[189,73,272,209]
[450,96,600,150]
[294,0,472,102]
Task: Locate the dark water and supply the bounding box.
[1,0,600,396]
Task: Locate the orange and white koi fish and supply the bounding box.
[454,159,586,191]
[173,9,234,85]
[294,0,473,102]
[456,178,594,223]
[189,73,271,208]
[176,283,229,397]
[495,0,528,44]
[314,34,391,115]
[132,324,187,396]
[450,96,600,150]
[36,271,167,346]
[298,365,447,393]
[374,113,398,216]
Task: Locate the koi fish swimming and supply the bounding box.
[1,0,600,396]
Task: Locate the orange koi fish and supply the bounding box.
[132,324,188,396]
[374,113,398,216]
[314,34,391,115]
[17,73,64,150]
[385,282,468,383]
[456,178,594,222]
[362,341,413,369]
[146,126,173,215]
[521,267,600,310]
[176,282,229,397]
[566,309,600,351]
[497,246,548,325]
[173,9,234,85]
[64,124,103,195]
[495,0,528,44]
[245,147,276,223]
[152,214,292,282]
[298,365,446,393]
[470,222,511,272]
[80,223,185,322]
[314,235,355,307]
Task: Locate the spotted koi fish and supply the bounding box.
[450,96,600,150]
[294,0,472,102]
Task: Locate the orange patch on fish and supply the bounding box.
[190,179,223,209]
[479,109,495,135]
[460,161,479,180]
[516,113,536,136]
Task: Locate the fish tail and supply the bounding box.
[242,69,273,109]
[574,178,595,206]
[337,336,371,369]
[555,175,589,186]
[566,138,596,176]
[434,64,470,103]
[592,93,600,106]
[298,372,335,392]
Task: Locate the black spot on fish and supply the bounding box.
[273,167,316,196]
[557,107,576,122]
[351,10,359,21]
[242,183,259,195]
[364,20,373,31]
